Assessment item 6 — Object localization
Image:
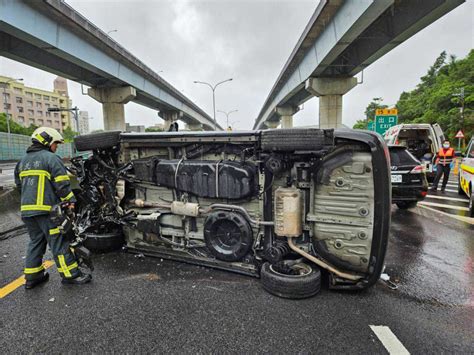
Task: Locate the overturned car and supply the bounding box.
[70,128,390,298]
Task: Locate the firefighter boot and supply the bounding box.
[25,272,50,289]
[61,272,92,285]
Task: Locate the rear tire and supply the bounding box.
[260,261,321,299]
[83,229,124,252]
[396,201,418,209]
[469,190,474,218]
[74,131,121,152]
[261,128,333,152]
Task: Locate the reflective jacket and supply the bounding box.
[14,145,76,217]
[436,147,454,166]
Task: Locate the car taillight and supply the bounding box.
[421,191,427,197]
[410,165,425,174]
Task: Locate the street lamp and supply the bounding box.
[193,78,233,130]
[217,109,238,128]
[48,106,79,132]
[107,29,118,35]
[2,78,23,159]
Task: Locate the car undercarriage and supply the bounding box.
[70,128,391,298]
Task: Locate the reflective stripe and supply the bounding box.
[35,133,47,145]
[21,205,52,212]
[19,170,51,180]
[60,191,74,201]
[24,265,45,274]
[461,164,474,174]
[49,227,60,235]
[57,258,78,277]
[58,255,72,278]
[37,174,45,206]
[54,175,70,182]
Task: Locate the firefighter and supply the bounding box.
[431,139,455,192]
[14,127,92,289]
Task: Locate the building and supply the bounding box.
[78,110,90,135]
[125,123,145,133]
[1,75,73,132]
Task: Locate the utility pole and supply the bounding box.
[452,87,465,149]
[48,106,79,132]
[2,78,23,159]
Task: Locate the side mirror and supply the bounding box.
[454,151,464,157]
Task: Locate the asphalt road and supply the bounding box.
[1,205,473,353]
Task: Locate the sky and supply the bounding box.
[1,0,473,131]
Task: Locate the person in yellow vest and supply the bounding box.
[431,139,455,192]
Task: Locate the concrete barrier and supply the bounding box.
[0,188,24,236]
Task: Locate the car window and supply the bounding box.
[389,148,419,166]
[466,140,474,158]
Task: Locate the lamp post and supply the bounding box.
[48,106,79,132]
[2,78,23,159]
[107,29,118,36]
[193,78,233,130]
[217,109,238,128]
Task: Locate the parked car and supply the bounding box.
[70,128,391,299]
[384,123,445,181]
[389,145,428,209]
[458,136,474,217]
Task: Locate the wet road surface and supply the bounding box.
[1,206,473,353]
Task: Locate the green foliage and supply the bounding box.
[395,50,474,142]
[145,126,163,132]
[62,126,79,143]
[352,98,388,129]
[0,113,38,136]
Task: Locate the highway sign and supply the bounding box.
[455,130,464,139]
[375,108,398,135]
[368,121,375,131]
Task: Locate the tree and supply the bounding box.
[145,126,163,132]
[353,98,388,129]
[62,126,79,142]
[0,113,38,136]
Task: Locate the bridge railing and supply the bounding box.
[0,132,76,160]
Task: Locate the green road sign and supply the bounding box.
[367,121,375,131]
[374,109,398,135]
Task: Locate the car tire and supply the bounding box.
[260,261,321,299]
[469,190,474,218]
[261,128,333,152]
[74,131,121,152]
[83,229,124,252]
[458,176,464,195]
[396,201,418,209]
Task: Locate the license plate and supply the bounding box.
[391,174,402,183]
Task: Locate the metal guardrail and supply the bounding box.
[0,132,76,160]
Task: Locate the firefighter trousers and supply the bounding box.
[22,214,80,281]
[433,164,451,190]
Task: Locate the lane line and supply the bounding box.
[0,260,55,299]
[425,195,469,203]
[370,325,410,355]
[419,201,469,211]
[418,204,474,225]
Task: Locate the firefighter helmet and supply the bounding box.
[31,127,64,146]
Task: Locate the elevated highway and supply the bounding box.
[0,0,222,131]
[253,0,464,130]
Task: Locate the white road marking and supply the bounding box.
[418,205,474,225]
[419,201,469,211]
[370,325,410,355]
[425,195,469,203]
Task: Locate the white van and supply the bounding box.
[383,123,445,180]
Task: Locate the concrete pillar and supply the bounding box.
[185,122,203,131]
[305,77,357,129]
[275,106,299,129]
[88,86,136,131]
[159,110,183,131]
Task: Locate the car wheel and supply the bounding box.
[83,229,124,252]
[74,131,121,152]
[469,190,474,218]
[260,260,321,299]
[261,128,333,152]
[458,176,464,195]
[396,201,418,209]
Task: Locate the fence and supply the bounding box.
[0,132,76,160]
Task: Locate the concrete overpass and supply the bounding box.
[253,0,465,130]
[0,0,223,131]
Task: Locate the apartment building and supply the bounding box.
[1,75,73,132]
[78,110,90,135]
